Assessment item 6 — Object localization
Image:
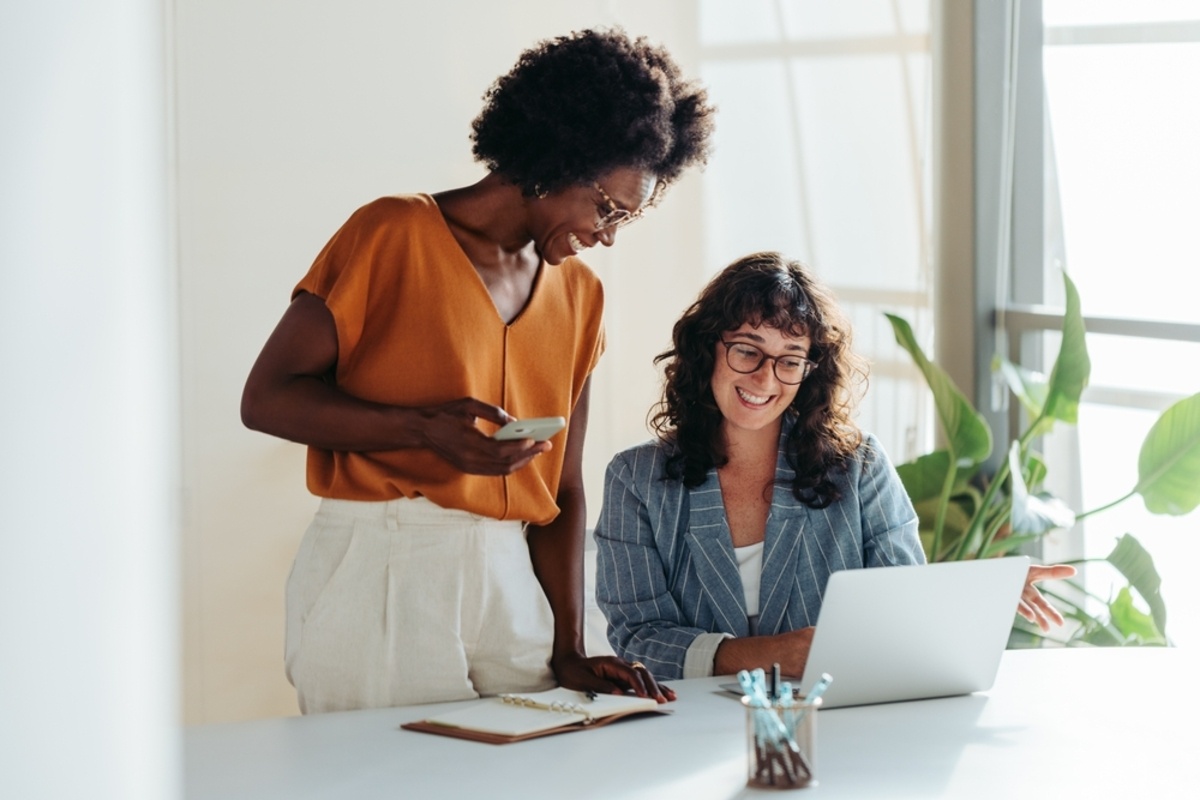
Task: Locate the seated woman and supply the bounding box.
[594,252,1073,680]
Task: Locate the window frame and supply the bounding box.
[939,0,1200,565]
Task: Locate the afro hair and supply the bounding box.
[470,28,716,198]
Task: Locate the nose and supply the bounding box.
[752,359,780,385]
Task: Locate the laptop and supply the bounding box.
[782,557,1029,708]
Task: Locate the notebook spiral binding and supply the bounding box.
[499,693,591,718]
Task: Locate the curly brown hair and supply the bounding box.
[470,28,715,198]
[651,252,868,508]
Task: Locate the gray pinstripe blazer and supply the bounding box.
[594,429,924,680]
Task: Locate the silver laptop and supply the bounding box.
[796,556,1030,708]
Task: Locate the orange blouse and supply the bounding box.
[293,194,605,524]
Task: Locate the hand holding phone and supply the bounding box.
[492,416,566,442]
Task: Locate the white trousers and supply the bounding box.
[285,496,555,713]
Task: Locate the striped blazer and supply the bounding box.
[594,430,924,680]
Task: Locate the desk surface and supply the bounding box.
[186,648,1197,799]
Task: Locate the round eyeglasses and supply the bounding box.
[719,340,816,385]
[592,181,645,231]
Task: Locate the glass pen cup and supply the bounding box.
[741,694,820,789]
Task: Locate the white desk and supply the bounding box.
[186,649,1198,799]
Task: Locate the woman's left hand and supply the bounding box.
[551,653,676,704]
[1017,564,1077,631]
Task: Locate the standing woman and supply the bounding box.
[241,28,715,712]
[595,253,1073,681]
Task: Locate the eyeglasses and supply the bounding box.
[593,182,645,231]
[719,340,816,385]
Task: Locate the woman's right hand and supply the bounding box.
[417,397,552,476]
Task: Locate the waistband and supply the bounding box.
[315,496,523,530]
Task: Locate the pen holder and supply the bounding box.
[741,694,820,789]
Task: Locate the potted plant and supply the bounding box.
[885,273,1200,646]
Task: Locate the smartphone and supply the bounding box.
[492,416,567,442]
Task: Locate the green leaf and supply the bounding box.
[1040,272,1090,426]
[1107,587,1166,645]
[1007,442,1076,535]
[886,313,992,468]
[980,532,1042,558]
[1021,450,1048,492]
[1105,534,1167,638]
[914,496,973,556]
[1031,584,1118,646]
[1075,619,1129,646]
[1134,391,1200,516]
[896,451,952,503]
[1048,590,1122,645]
[994,354,1049,419]
[896,451,978,503]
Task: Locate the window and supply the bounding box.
[697,0,936,463]
[1026,1,1200,644]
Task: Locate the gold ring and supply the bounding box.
[630,661,646,670]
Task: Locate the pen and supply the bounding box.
[585,689,598,701]
[804,673,834,704]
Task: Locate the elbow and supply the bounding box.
[240,384,267,433]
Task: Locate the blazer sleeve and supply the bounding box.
[857,434,926,567]
[593,450,713,680]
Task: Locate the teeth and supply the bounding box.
[567,233,590,253]
[737,387,770,406]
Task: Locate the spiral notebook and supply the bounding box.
[401,688,669,744]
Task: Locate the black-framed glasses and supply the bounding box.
[593,181,645,231]
[719,340,816,385]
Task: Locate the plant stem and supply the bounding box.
[1044,582,1106,606]
[1075,491,1136,522]
[931,459,958,562]
[1058,557,1106,567]
[956,457,1011,560]
[1039,585,1129,645]
[976,508,1012,559]
[1017,412,1047,451]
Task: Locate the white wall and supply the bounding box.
[177,0,936,725]
[176,0,709,723]
[0,1,180,798]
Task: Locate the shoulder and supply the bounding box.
[317,195,453,270]
[552,255,605,299]
[302,195,448,294]
[341,193,440,232]
[606,438,673,485]
[608,437,667,469]
[855,431,898,470]
[842,431,909,498]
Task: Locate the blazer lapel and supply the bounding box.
[757,435,808,635]
[682,469,750,638]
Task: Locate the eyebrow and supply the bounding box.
[727,331,810,356]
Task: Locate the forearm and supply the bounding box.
[241,291,434,452]
[713,628,814,677]
[526,485,587,662]
[241,374,429,452]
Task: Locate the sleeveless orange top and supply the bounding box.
[293,194,605,524]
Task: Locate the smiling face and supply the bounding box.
[527,166,657,265]
[711,323,812,441]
